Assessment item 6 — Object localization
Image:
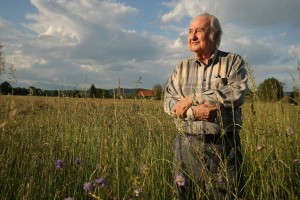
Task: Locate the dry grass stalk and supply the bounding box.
[0,99,17,129]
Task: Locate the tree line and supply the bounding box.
[0,81,101,97]
[246,77,299,105]
[0,81,164,100]
[1,78,299,104]
[1,41,299,103]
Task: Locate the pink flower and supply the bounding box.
[175,173,186,186]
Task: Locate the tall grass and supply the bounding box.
[242,102,299,199]
[0,96,176,199]
[0,95,299,199]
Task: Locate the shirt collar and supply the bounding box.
[207,48,219,66]
[195,48,219,67]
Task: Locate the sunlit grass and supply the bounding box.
[241,102,300,199]
[0,95,299,199]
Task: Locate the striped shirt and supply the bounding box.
[164,49,248,134]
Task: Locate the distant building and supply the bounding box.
[136,89,155,98]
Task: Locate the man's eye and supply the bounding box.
[189,28,205,34]
[196,28,204,33]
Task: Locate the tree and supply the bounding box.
[290,86,300,105]
[14,87,29,96]
[0,81,12,94]
[152,84,163,100]
[96,88,109,98]
[89,84,97,98]
[28,86,43,96]
[257,77,284,102]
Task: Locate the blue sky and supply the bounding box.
[0,0,300,91]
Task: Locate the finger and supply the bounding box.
[177,109,183,118]
[172,108,177,115]
[207,105,218,109]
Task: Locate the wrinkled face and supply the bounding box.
[188,16,215,55]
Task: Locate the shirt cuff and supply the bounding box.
[192,94,203,105]
[186,106,196,121]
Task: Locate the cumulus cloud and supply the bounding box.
[161,0,300,26]
[288,45,300,59]
[1,0,171,89]
[0,18,15,37]
[25,0,160,65]
[220,23,277,65]
[161,0,216,23]
[170,38,184,49]
[24,0,139,47]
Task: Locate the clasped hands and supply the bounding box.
[173,96,218,121]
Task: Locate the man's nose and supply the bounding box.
[192,34,198,40]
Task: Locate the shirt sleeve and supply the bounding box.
[163,62,184,116]
[195,57,248,108]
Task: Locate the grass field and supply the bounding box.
[0,95,299,199]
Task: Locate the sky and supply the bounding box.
[0,0,300,91]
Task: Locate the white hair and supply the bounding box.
[199,13,223,47]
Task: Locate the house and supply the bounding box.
[136,89,155,98]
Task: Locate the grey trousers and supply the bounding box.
[173,132,244,200]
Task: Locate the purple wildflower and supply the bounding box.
[93,177,107,188]
[83,182,94,192]
[74,157,81,166]
[175,173,186,187]
[64,197,74,200]
[55,160,64,170]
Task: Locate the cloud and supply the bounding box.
[0,18,14,36]
[1,0,171,89]
[161,3,185,23]
[161,0,216,23]
[25,0,162,64]
[24,0,139,47]
[288,45,300,59]
[219,23,277,65]
[161,0,300,26]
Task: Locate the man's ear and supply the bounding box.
[214,31,220,40]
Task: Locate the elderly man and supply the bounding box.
[164,13,247,199]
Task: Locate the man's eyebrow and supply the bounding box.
[188,27,206,32]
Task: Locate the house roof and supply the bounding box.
[136,89,155,97]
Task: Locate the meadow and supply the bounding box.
[0,95,299,199]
